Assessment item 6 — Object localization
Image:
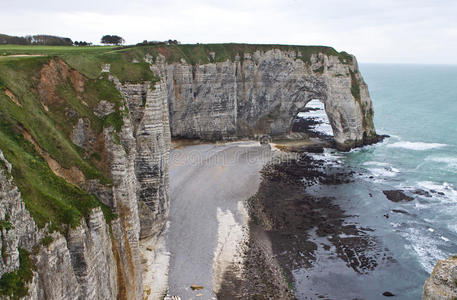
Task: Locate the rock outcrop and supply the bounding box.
[1,154,118,300]
[162,49,377,150]
[423,256,457,300]
[0,151,39,277]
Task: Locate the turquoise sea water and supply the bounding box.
[295,64,457,299]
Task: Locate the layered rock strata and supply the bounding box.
[161,49,376,150]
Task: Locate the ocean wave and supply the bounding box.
[368,167,400,178]
[387,142,447,151]
[417,181,457,200]
[310,123,334,136]
[440,236,450,242]
[363,161,391,167]
[387,141,447,151]
[425,156,457,170]
[403,227,448,273]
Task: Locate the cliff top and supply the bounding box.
[0,42,353,66]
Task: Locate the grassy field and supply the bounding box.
[0,43,353,64]
[0,45,117,56]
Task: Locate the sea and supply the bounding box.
[295,64,457,299]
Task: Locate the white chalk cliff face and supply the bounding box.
[162,49,376,150]
[0,59,170,300]
[0,46,378,300]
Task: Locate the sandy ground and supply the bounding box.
[164,141,272,299]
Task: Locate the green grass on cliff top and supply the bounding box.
[0,56,117,229]
[0,43,353,67]
[141,43,353,65]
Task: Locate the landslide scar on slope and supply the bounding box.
[19,125,85,187]
[4,89,21,106]
[37,58,87,108]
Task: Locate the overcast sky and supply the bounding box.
[2,0,457,64]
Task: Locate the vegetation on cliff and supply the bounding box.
[0,248,35,299]
[0,56,120,229]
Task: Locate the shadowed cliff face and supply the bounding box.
[159,49,376,150]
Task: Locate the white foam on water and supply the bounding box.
[414,202,429,209]
[440,236,450,242]
[388,134,402,140]
[403,227,448,273]
[417,181,457,201]
[363,161,391,167]
[387,141,447,151]
[309,150,342,165]
[297,99,334,136]
[368,167,399,178]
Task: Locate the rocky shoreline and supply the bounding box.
[217,146,394,299]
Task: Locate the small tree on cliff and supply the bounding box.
[101,35,125,45]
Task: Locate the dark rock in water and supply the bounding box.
[429,189,445,196]
[383,190,414,202]
[392,209,409,215]
[383,291,395,296]
[411,189,432,197]
[303,144,325,153]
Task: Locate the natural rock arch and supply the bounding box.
[160,48,377,150]
[289,99,333,138]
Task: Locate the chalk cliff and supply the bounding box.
[162,48,376,150]
[0,44,377,299]
[0,56,170,299]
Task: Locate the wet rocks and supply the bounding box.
[411,189,432,197]
[247,154,386,277]
[383,190,414,202]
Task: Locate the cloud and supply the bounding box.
[1,0,456,64]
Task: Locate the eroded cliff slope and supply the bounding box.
[0,53,170,299]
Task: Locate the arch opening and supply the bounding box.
[290,99,334,143]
